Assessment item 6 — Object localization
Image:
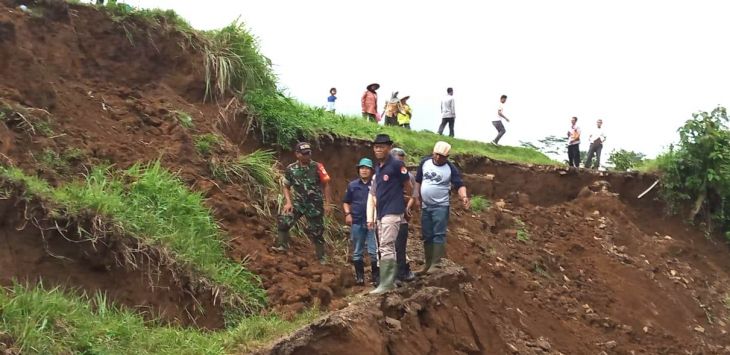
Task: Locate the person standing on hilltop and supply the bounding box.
[492,95,510,145]
[361,83,380,122]
[390,148,417,283]
[326,88,337,113]
[383,92,401,126]
[438,88,456,137]
[397,96,413,129]
[567,116,581,168]
[414,142,470,274]
[274,142,333,264]
[584,119,607,169]
[342,158,379,286]
[366,134,412,294]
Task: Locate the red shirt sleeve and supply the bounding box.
[317,163,331,184]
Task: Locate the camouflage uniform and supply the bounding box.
[277,160,329,247]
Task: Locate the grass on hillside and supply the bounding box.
[195,133,222,156]
[0,283,317,355]
[245,91,554,165]
[515,218,530,243]
[0,163,266,313]
[210,150,279,216]
[469,195,491,213]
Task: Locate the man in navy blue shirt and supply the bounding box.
[342,158,377,286]
[367,134,412,295]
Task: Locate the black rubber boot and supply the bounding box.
[272,230,289,252]
[353,260,365,285]
[395,223,413,282]
[370,260,380,286]
[314,242,326,264]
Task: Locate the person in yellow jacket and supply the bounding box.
[397,96,412,130]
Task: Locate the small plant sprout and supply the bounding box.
[515,218,530,242]
[174,110,194,128]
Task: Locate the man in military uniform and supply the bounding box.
[275,142,332,263]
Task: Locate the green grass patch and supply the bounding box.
[469,195,491,213]
[0,283,317,355]
[203,20,276,100]
[515,218,530,242]
[174,111,194,128]
[211,150,279,216]
[194,133,222,156]
[245,91,554,165]
[0,163,266,313]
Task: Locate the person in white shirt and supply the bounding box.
[584,119,606,169]
[438,88,455,137]
[567,116,581,168]
[492,95,510,145]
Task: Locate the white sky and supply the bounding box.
[124,0,730,158]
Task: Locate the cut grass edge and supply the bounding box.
[0,282,318,355]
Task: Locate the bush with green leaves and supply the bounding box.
[657,107,730,239]
[608,149,646,171]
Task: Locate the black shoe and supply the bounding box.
[354,260,365,286]
[370,260,380,286]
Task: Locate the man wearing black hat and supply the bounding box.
[367,134,412,294]
[275,142,333,264]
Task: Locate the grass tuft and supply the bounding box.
[203,20,276,100]
[195,133,222,156]
[469,195,491,213]
[244,90,554,165]
[0,163,266,312]
[174,111,194,128]
[211,150,279,216]
[0,283,317,355]
[515,218,530,242]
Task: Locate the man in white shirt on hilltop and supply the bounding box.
[584,119,607,169]
[438,88,455,137]
[492,95,510,145]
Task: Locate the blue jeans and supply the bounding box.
[421,206,450,244]
[351,224,377,262]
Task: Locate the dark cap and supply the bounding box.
[372,134,393,145]
[295,142,312,153]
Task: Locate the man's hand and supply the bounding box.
[283,202,293,214]
[367,221,375,230]
[461,196,471,210]
[345,214,353,225]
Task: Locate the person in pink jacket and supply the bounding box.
[361,83,380,122]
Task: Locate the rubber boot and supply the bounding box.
[417,242,434,275]
[369,259,396,295]
[353,260,365,286]
[426,243,446,274]
[272,230,289,252]
[371,261,380,286]
[314,242,326,264]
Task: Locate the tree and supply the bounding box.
[607,149,646,171]
[520,135,568,161]
[658,106,730,237]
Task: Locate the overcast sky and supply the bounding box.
[125,0,729,158]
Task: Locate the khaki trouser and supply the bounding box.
[377,214,403,261]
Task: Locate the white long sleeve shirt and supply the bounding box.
[588,126,607,144]
[441,95,455,118]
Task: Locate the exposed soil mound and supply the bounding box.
[259,175,730,354]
